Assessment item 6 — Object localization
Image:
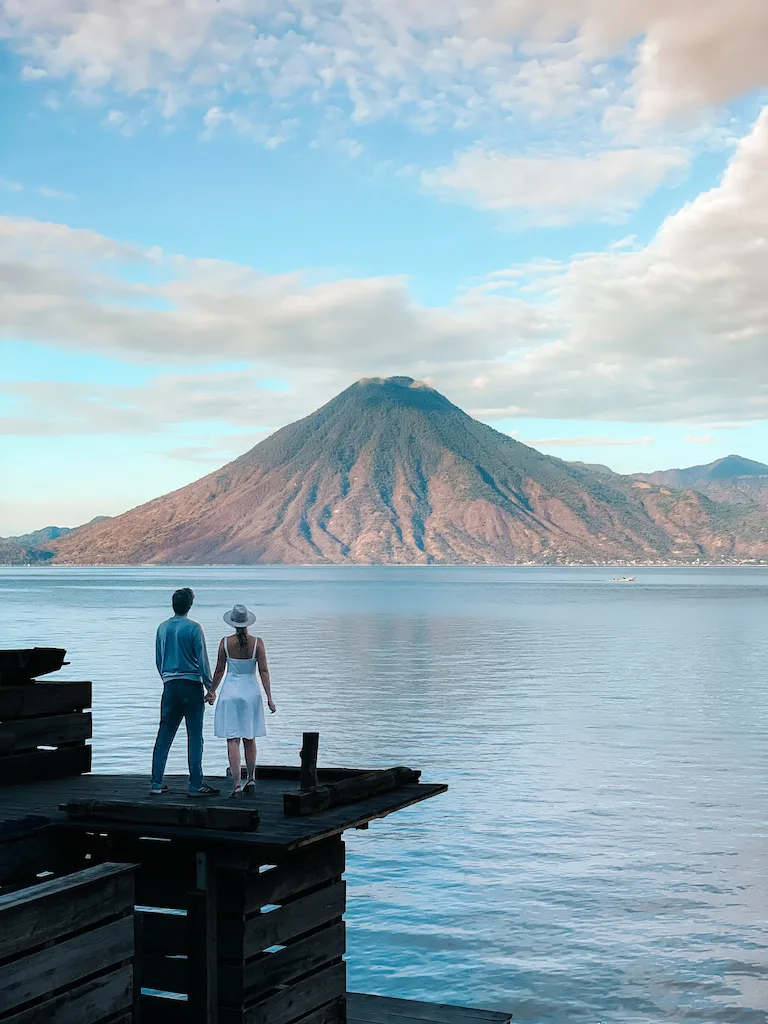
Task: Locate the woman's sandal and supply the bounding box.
[243,779,256,797]
[230,784,244,799]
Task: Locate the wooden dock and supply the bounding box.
[0,650,513,1024]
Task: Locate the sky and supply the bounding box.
[1,0,768,535]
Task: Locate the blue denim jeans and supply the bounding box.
[151,679,205,791]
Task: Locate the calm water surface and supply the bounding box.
[1,566,766,1023]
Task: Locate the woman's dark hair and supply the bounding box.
[172,588,195,615]
[235,626,249,652]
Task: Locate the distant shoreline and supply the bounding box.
[3,561,768,570]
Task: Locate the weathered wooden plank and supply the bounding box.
[221,997,346,1024]
[0,822,90,887]
[0,914,133,1014]
[63,799,259,832]
[140,994,192,1024]
[346,994,513,1024]
[0,712,92,754]
[300,733,319,791]
[283,768,421,816]
[136,874,196,911]
[0,681,91,721]
[254,766,363,782]
[139,910,189,955]
[0,648,67,685]
[2,964,133,1024]
[219,881,346,962]
[218,838,344,918]
[0,743,91,785]
[140,951,190,994]
[242,961,346,1024]
[218,921,345,1005]
[0,862,135,960]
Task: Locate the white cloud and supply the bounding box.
[38,186,75,200]
[0,178,23,192]
[1,107,767,433]
[423,145,689,224]
[523,435,655,447]
[1,0,765,134]
[685,433,719,444]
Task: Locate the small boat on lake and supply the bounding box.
[612,576,636,582]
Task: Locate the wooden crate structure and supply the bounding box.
[82,830,346,1024]
[0,677,92,784]
[217,837,347,1024]
[0,862,137,1024]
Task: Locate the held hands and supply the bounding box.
[204,689,216,705]
[268,698,277,714]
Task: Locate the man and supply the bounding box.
[150,587,220,796]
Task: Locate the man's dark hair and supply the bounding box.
[172,588,195,615]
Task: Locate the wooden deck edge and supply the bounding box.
[347,992,513,1024]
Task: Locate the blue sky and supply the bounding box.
[1,1,767,534]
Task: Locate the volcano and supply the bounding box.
[52,377,768,564]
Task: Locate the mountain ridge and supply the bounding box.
[43,377,768,566]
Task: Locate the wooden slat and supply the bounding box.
[0,713,92,754]
[218,922,345,1005]
[220,997,345,1024]
[286,999,346,1024]
[219,838,344,918]
[254,767,364,782]
[242,961,346,1024]
[63,799,259,832]
[0,823,88,887]
[283,768,421,816]
[136,874,196,912]
[2,963,133,1024]
[219,881,345,962]
[346,994,513,1024]
[0,744,91,785]
[0,915,133,1014]
[140,994,191,1024]
[140,952,189,994]
[0,862,135,960]
[139,910,189,955]
[0,682,91,721]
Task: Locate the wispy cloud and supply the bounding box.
[423,146,690,225]
[0,178,23,192]
[685,433,719,444]
[523,436,655,448]
[38,186,76,200]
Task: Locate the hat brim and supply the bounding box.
[223,610,256,627]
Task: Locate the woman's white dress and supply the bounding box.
[214,647,267,739]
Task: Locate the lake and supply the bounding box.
[1,565,766,1024]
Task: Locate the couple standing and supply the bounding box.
[150,587,276,798]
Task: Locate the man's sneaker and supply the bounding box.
[149,783,168,795]
[188,784,220,797]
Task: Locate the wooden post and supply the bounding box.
[300,732,319,792]
[189,851,218,1024]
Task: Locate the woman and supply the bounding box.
[209,603,276,797]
